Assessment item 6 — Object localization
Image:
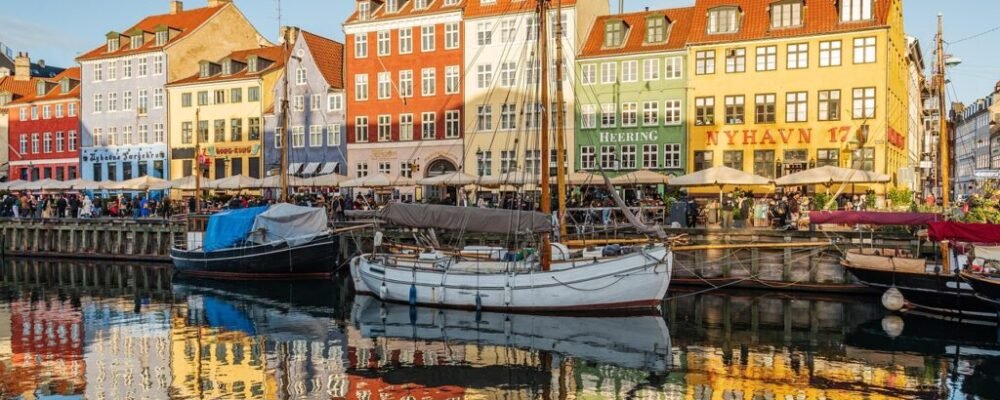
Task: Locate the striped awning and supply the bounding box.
[319,162,339,175]
[302,162,321,175]
[287,163,303,175]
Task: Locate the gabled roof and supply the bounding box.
[77,5,225,62]
[301,31,345,89]
[168,45,287,86]
[686,0,893,45]
[5,67,81,105]
[580,7,694,59]
[465,0,579,18]
[0,77,39,98]
[29,62,64,78]
[345,0,465,25]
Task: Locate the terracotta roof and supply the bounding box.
[464,0,580,18]
[345,0,465,25]
[579,7,694,58]
[301,31,344,89]
[686,0,892,45]
[5,67,81,105]
[77,5,225,61]
[0,77,39,98]
[168,45,287,86]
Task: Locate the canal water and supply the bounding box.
[0,258,998,399]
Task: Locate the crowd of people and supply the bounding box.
[0,192,179,219]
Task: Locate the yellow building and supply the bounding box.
[166,45,284,181]
[685,0,909,195]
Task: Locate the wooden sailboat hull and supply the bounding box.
[961,272,1000,310]
[351,246,671,313]
[170,233,339,279]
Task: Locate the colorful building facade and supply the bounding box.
[167,45,284,181]
[463,0,606,180]
[77,0,265,182]
[575,7,692,177]
[5,68,82,181]
[684,0,909,194]
[263,28,347,177]
[344,0,465,200]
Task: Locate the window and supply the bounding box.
[500,104,517,130]
[68,130,78,151]
[819,40,842,67]
[421,112,436,139]
[477,22,493,46]
[211,119,225,142]
[156,30,168,46]
[444,110,461,139]
[854,37,876,64]
[642,59,659,81]
[695,97,715,125]
[445,66,460,94]
[138,89,149,113]
[646,17,667,43]
[93,63,103,81]
[327,124,341,146]
[153,123,164,143]
[755,46,777,71]
[355,74,368,100]
[378,161,391,175]
[377,72,391,99]
[604,21,624,47]
[291,95,304,111]
[28,106,38,120]
[755,94,776,123]
[356,162,368,178]
[526,16,539,40]
[248,86,260,102]
[328,93,343,111]
[579,146,596,170]
[707,7,740,34]
[818,90,841,121]
[655,143,677,169]
[500,19,516,43]
[43,133,52,153]
[771,1,803,28]
[107,61,116,80]
[273,127,283,148]
[724,95,745,124]
[18,108,26,121]
[723,150,744,170]
[153,55,164,75]
[123,91,134,111]
[476,151,492,176]
[621,103,638,127]
[496,62,516,87]
[355,116,369,142]
[787,43,808,69]
[225,119,240,142]
[786,91,807,122]
[68,103,77,117]
[55,104,63,118]
[31,133,39,154]
[619,145,637,170]
[600,62,617,83]
[500,150,517,173]
[400,161,413,178]
[399,70,413,97]
[122,59,132,78]
[55,132,65,152]
[399,28,412,54]
[476,105,493,131]
[852,147,875,171]
[725,48,746,73]
[445,23,460,49]
[753,150,776,178]
[665,57,682,79]
[476,64,493,89]
[421,25,435,52]
[642,101,659,126]
[377,31,390,56]
[852,87,876,118]
[138,57,148,76]
[195,91,206,106]
[421,68,436,96]
[181,122,193,144]
[369,115,388,143]
[841,0,873,22]
[214,90,227,105]
[523,102,541,129]
[18,135,26,154]
[197,121,208,142]
[354,33,368,58]
[399,114,413,140]
[817,149,840,167]
[108,92,118,111]
[600,145,618,170]
[581,64,597,85]
[691,150,713,171]
[621,61,638,82]
[247,118,260,141]
[601,104,616,127]
[578,104,596,129]
[138,124,149,143]
[525,59,540,84]
[42,106,51,119]
[524,150,541,175]
[695,51,715,75]
[124,125,135,145]
[663,100,681,125]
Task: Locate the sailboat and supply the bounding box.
[351,0,675,312]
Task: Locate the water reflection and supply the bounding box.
[0,258,997,399]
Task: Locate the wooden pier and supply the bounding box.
[0,218,182,262]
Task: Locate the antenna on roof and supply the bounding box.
[276,0,283,39]
[619,0,623,14]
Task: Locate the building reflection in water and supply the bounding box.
[0,259,996,399]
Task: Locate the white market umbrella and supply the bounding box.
[301,174,347,187]
[341,173,416,188]
[259,174,309,188]
[609,170,671,186]
[774,165,891,186]
[104,175,171,191]
[63,178,105,191]
[206,174,262,190]
[417,171,480,186]
[669,166,772,202]
[10,179,70,191]
[552,171,602,186]
[479,172,540,187]
[167,175,200,190]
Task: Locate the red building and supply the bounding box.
[344,0,466,200]
[6,67,81,181]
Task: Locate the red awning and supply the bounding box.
[929,222,1000,244]
[809,211,942,226]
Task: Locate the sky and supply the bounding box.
[1,0,998,104]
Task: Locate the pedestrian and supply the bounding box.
[56,195,67,218]
[740,193,753,228]
[685,196,698,228]
[721,193,735,229]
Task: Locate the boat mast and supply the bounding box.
[936,14,949,208]
[280,29,291,202]
[554,0,567,239]
[194,107,202,213]
[538,0,552,271]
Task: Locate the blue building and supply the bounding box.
[264,28,346,177]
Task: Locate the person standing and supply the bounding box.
[56,195,68,218]
[721,193,735,229]
[740,193,753,228]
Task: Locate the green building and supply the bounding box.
[574,7,693,177]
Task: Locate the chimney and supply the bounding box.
[14,52,30,81]
[170,0,183,14]
[280,26,301,46]
[206,0,232,7]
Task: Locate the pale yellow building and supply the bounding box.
[166,45,284,181]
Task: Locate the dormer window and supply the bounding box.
[358,2,371,20]
[107,38,119,52]
[223,61,232,75]
[416,0,430,9]
[131,35,143,49]
[386,0,399,13]
[646,17,668,43]
[36,81,46,96]
[771,1,803,28]
[604,20,626,48]
[156,30,169,46]
[840,0,873,22]
[707,7,740,34]
[60,79,70,94]
[199,62,214,78]
[247,56,258,73]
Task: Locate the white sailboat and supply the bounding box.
[350,0,675,313]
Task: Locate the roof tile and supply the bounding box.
[580,7,695,58]
[168,46,287,86]
[77,5,225,62]
[345,0,465,24]
[5,67,81,106]
[301,31,345,89]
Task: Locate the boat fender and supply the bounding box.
[379,305,387,321]
[504,316,512,338]
[409,305,417,324]
[504,285,512,305]
[881,315,904,338]
[881,287,905,311]
[374,231,384,247]
[475,293,482,312]
[409,284,417,306]
[379,283,388,300]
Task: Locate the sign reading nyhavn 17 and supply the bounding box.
[705,125,905,149]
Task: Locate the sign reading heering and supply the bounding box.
[598,131,660,143]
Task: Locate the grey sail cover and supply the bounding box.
[250,203,328,246]
[378,203,552,234]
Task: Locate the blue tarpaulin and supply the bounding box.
[203,206,268,252]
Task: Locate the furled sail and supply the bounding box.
[378,203,552,234]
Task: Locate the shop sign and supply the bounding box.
[81,144,167,163]
[598,131,660,143]
[706,125,904,148]
[206,144,260,157]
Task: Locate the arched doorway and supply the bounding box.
[424,158,457,202]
